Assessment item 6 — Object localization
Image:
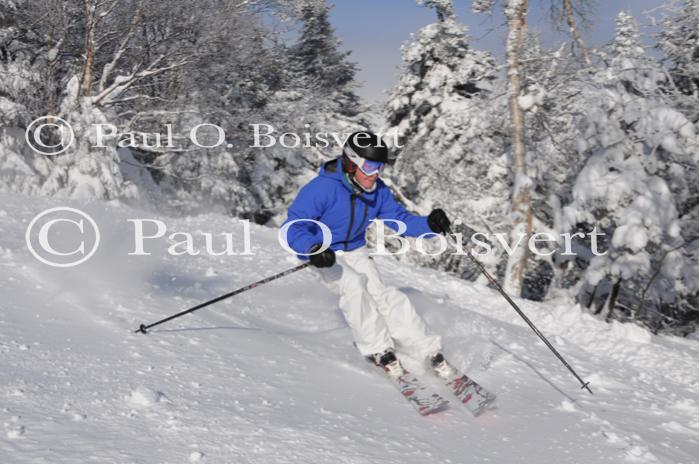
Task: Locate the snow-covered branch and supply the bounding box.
[98,2,143,93]
[93,57,190,106]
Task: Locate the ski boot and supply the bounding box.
[371,349,406,378]
[430,352,457,379]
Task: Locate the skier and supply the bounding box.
[282,131,456,379]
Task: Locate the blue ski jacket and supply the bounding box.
[281,157,433,257]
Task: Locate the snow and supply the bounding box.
[612,225,648,252]
[1,192,698,463]
[472,0,496,14]
[126,386,170,407]
[505,0,526,19]
[517,86,544,112]
[518,93,536,111]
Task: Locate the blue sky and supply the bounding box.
[327,0,668,102]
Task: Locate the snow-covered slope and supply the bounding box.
[1,193,698,464]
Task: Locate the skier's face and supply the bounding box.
[353,169,379,190]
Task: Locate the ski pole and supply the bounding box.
[444,228,593,395]
[134,262,312,334]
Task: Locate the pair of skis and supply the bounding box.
[373,361,496,417]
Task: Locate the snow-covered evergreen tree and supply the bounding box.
[290,0,359,116]
[383,0,507,279]
[561,12,698,333]
[656,0,699,122]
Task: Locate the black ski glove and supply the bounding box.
[308,244,336,268]
[427,208,451,234]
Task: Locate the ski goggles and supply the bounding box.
[343,145,386,176]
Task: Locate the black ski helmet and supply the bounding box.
[342,131,389,167]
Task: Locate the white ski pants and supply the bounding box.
[316,246,441,359]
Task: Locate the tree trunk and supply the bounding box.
[47,29,56,118]
[46,1,70,120]
[587,283,599,310]
[504,0,533,296]
[81,0,96,97]
[605,279,622,322]
[562,0,591,65]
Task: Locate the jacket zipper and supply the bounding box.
[343,194,357,250]
[356,201,369,240]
